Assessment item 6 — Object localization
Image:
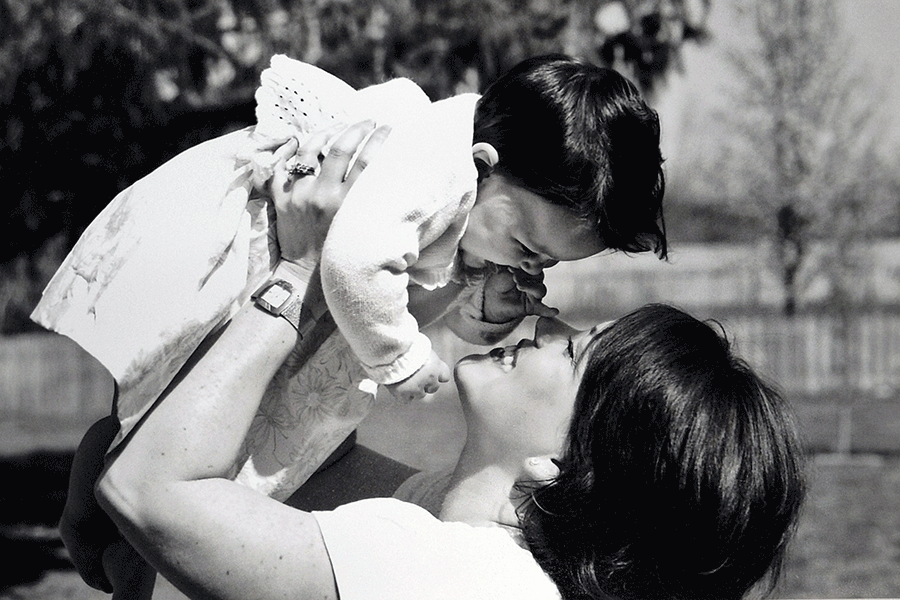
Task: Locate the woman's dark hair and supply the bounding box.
[519,304,806,600]
[473,54,667,258]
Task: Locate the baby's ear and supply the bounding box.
[472,142,499,169]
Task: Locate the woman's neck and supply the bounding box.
[439,444,522,535]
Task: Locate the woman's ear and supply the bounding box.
[522,456,561,482]
[472,142,499,169]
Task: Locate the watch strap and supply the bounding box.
[252,279,315,338]
[279,293,306,334]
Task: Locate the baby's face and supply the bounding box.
[460,174,605,273]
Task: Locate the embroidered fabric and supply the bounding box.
[30,56,429,495]
[243,55,430,189]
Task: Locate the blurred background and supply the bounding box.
[2,0,898,597]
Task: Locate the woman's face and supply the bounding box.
[455,317,608,458]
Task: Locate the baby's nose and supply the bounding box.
[518,258,543,275]
[519,256,556,275]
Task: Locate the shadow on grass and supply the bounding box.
[0,449,75,591]
[3,423,900,597]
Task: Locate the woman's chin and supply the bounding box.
[453,354,480,379]
[453,355,484,393]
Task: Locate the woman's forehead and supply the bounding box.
[574,320,615,359]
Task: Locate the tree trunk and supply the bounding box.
[777,204,805,317]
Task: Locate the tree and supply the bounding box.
[1,0,712,332]
[707,0,899,315]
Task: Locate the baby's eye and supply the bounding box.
[519,241,537,257]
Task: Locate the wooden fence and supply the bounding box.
[720,311,900,395]
[0,333,114,420]
[6,240,900,420]
[540,241,900,315]
[2,311,900,421]
[426,310,900,398]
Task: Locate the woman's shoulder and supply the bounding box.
[313,498,561,600]
[392,469,453,517]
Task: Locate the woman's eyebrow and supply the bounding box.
[574,333,594,363]
[576,324,608,361]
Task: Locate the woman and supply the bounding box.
[90,129,806,600]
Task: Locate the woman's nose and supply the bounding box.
[534,316,578,346]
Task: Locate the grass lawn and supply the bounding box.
[776,454,900,598]
[3,450,898,599]
[2,380,899,598]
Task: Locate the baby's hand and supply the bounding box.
[482,266,558,324]
[385,350,451,403]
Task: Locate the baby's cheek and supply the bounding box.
[460,249,486,268]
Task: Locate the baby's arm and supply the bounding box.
[482,266,559,323]
[320,97,478,399]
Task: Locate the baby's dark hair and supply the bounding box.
[520,304,806,600]
[473,54,667,258]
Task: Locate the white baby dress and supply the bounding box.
[31,55,432,498]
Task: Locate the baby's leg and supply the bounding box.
[233,325,379,501]
[62,405,157,599]
[104,538,156,600]
[59,414,121,592]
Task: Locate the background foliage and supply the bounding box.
[706,0,900,314]
[0,0,711,333]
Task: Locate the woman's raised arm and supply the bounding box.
[96,121,389,600]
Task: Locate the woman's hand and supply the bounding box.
[270,121,391,269]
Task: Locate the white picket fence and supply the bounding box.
[426,310,900,398]
[0,333,114,419]
[3,240,900,418]
[540,240,900,315]
[1,310,898,421]
[716,311,900,395]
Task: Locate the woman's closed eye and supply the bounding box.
[565,337,577,367]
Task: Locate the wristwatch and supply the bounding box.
[251,279,309,336]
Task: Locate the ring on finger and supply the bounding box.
[287,162,317,178]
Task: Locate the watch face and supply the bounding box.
[253,278,305,332]
[263,285,291,308]
[261,281,292,312]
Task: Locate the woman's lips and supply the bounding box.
[489,345,518,371]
